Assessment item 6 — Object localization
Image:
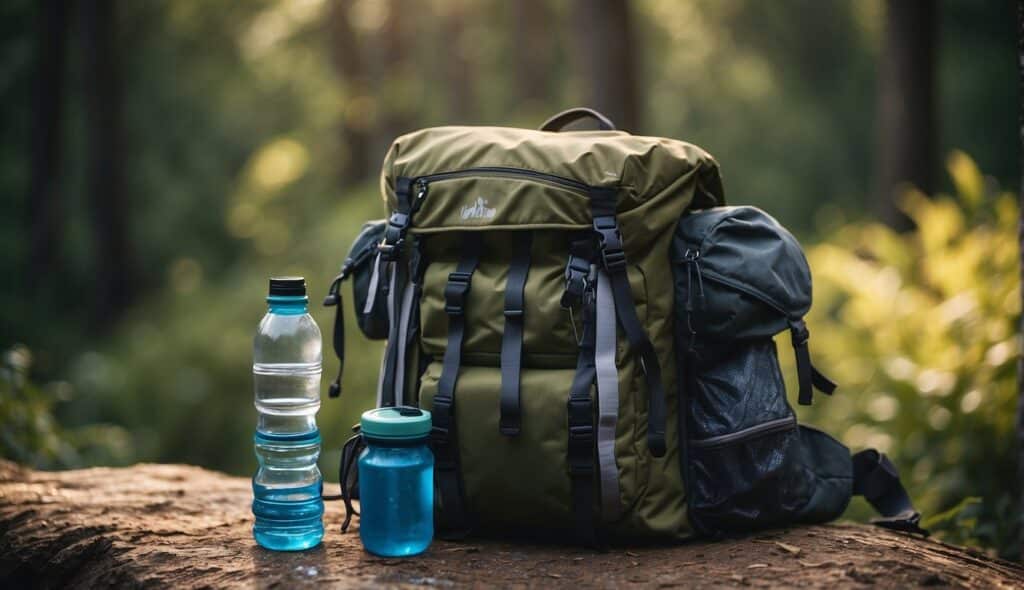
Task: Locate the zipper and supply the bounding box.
[413,166,592,195]
[676,252,788,317]
[688,416,796,450]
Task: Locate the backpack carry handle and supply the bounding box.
[540,107,616,132]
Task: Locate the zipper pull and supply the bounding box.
[412,179,429,211]
[683,249,702,350]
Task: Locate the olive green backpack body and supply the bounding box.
[324,109,925,544]
[348,109,723,541]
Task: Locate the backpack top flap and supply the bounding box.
[675,205,811,343]
[674,205,836,405]
[378,126,724,239]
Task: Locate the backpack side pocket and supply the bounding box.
[685,340,812,534]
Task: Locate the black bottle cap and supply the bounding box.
[268,276,306,297]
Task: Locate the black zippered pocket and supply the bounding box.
[689,416,796,450]
[684,339,812,535]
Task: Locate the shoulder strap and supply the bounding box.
[589,188,667,457]
[567,264,599,547]
[853,449,929,536]
[431,232,483,537]
[499,232,533,436]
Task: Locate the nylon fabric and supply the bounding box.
[595,269,622,521]
[432,233,483,535]
[567,288,598,546]
[394,276,417,406]
[499,232,533,435]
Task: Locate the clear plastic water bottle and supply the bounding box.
[358,406,434,557]
[252,277,324,551]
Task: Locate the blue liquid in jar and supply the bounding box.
[358,441,434,557]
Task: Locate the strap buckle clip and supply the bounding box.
[789,319,810,346]
[561,255,592,308]
[592,215,627,271]
[444,271,473,315]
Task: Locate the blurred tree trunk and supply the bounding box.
[875,0,937,230]
[513,0,553,115]
[375,1,413,155]
[80,0,131,324]
[442,0,475,122]
[328,0,372,184]
[1017,0,1024,562]
[571,0,640,132]
[27,0,71,292]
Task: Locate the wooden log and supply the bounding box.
[1,461,1021,588]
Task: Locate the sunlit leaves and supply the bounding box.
[793,152,1019,556]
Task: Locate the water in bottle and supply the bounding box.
[358,406,434,557]
[252,276,325,551]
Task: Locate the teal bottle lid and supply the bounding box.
[361,406,432,441]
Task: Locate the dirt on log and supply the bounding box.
[0,461,1021,589]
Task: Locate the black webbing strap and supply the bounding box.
[432,232,483,536]
[789,319,838,405]
[567,277,599,547]
[499,232,533,436]
[323,272,347,399]
[379,261,407,407]
[337,427,365,533]
[852,449,929,536]
[589,188,667,458]
[377,177,419,407]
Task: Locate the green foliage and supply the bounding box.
[0,345,132,469]
[0,0,1018,559]
[789,152,1020,557]
[63,185,385,478]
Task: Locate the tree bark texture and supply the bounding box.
[571,0,640,133]
[875,0,937,230]
[1,461,1021,588]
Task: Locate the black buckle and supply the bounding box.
[872,511,928,536]
[504,306,524,318]
[444,271,473,315]
[561,254,592,309]
[592,215,627,271]
[378,240,402,261]
[790,319,810,347]
[568,424,595,476]
[379,212,410,261]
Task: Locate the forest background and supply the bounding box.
[1,0,1019,558]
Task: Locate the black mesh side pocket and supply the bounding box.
[685,339,812,535]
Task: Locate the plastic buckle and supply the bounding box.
[592,215,627,271]
[567,398,594,432]
[444,271,473,315]
[504,306,524,318]
[561,254,592,309]
[378,240,402,261]
[789,320,810,347]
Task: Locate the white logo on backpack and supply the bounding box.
[460,197,496,220]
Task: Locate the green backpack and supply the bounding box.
[325,108,925,544]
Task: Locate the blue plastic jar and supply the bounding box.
[358,406,434,557]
